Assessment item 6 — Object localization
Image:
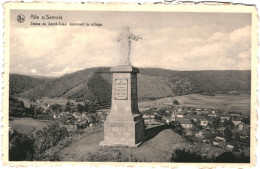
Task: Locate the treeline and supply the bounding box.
[9,97,32,118]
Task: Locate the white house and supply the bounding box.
[232,117,243,126]
[176,112,184,118]
[177,118,193,129]
[226,144,234,151]
[200,118,209,126]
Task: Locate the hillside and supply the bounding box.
[10,67,251,102]
[9,74,51,96]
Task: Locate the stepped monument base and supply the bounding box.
[99,65,145,147]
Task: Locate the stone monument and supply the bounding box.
[99,26,145,147]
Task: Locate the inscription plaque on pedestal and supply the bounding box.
[115,79,128,100]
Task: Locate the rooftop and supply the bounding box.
[176,118,192,124]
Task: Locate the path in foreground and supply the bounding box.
[59,125,186,162]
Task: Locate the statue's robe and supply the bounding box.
[117,30,139,65]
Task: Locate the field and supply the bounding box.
[9,117,54,135]
[18,97,80,108]
[139,94,250,114]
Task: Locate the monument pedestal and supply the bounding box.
[99,65,145,147]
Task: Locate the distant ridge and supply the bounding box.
[10,67,251,102]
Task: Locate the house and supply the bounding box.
[240,135,247,140]
[226,144,234,151]
[232,117,243,126]
[53,114,58,119]
[213,136,226,147]
[220,115,231,122]
[196,129,212,138]
[192,117,198,122]
[82,113,87,119]
[171,112,176,121]
[218,127,225,134]
[208,111,217,117]
[143,114,151,123]
[176,118,193,129]
[191,115,199,122]
[176,112,184,118]
[237,122,245,130]
[200,118,209,126]
[229,112,241,117]
[9,127,14,136]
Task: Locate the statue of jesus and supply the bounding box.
[116,26,142,66]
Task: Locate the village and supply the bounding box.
[142,103,250,154]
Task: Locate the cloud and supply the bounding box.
[30,69,36,74]
[11,26,118,76]
[10,24,251,77]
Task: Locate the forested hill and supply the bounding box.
[10,67,251,102]
[9,74,51,96]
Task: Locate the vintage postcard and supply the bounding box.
[2,2,258,168]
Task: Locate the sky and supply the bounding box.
[10,10,252,77]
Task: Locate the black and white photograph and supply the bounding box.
[2,2,258,166]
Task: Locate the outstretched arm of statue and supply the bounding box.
[116,33,122,42]
[130,33,142,41]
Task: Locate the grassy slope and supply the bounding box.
[47,125,224,162]
[50,125,188,162]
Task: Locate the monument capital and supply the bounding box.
[110,65,139,73]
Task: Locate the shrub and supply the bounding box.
[169,121,184,135]
[34,123,69,160]
[173,100,179,105]
[171,149,206,162]
[171,148,250,163]
[9,131,34,161]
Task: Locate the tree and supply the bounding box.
[173,100,179,105]
[241,118,250,125]
[224,127,232,141]
[34,123,69,160]
[223,119,235,129]
[170,121,184,135]
[76,103,85,113]
[9,132,34,161]
[66,101,71,106]
[65,101,71,112]
[49,104,61,112]
[212,116,221,128]
[171,149,205,162]
[85,101,96,114]
[215,152,239,163]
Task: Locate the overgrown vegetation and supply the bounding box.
[9,131,35,161]
[9,123,70,161]
[171,148,250,163]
